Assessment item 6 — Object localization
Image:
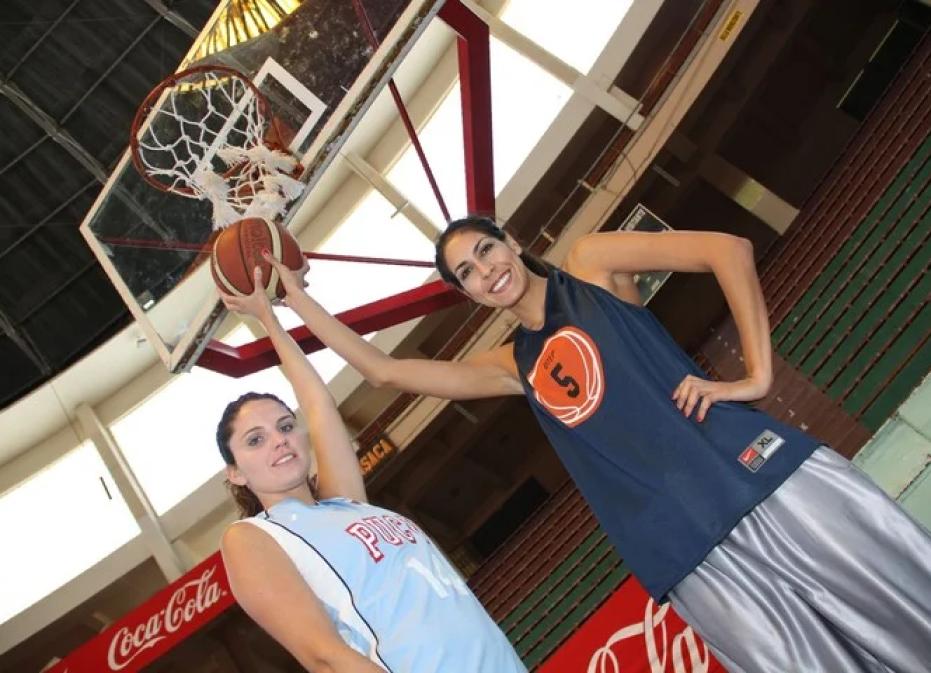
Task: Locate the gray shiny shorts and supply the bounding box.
[670,447,931,673]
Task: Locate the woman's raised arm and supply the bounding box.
[221,267,366,502]
[567,230,772,420]
[270,253,524,401]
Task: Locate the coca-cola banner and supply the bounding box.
[538,576,726,673]
[47,552,234,673]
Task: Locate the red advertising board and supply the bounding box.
[45,552,235,673]
[538,576,725,673]
[43,551,723,673]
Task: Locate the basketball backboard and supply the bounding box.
[79,0,446,372]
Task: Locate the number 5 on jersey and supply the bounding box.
[527,327,604,428]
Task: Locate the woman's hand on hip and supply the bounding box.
[672,375,770,422]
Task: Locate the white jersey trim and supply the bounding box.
[236,517,390,671]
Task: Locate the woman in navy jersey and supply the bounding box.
[215,266,527,673]
[265,215,931,672]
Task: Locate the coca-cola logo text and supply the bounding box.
[106,566,224,671]
[588,598,709,673]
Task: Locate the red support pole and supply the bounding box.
[196,280,464,376]
[351,0,451,222]
[99,237,434,268]
[191,3,498,377]
[303,251,435,268]
[439,0,495,218]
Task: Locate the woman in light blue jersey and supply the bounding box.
[216,264,527,673]
[262,216,931,673]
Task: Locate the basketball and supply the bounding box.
[210,218,303,299]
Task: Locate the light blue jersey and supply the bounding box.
[239,497,526,673]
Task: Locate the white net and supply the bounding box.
[133,67,304,229]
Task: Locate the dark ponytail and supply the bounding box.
[434,215,550,289]
[228,482,265,518]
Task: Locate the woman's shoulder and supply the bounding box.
[562,243,614,289]
[221,518,276,562]
[224,516,270,537]
[560,252,643,307]
[222,515,310,570]
[563,233,602,274]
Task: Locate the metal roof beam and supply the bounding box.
[342,151,439,241]
[438,0,495,216]
[60,15,163,125]
[0,135,47,177]
[456,0,644,130]
[141,0,200,38]
[76,403,188,582]
[0,181,98,262]
[4,0,82,81]
[0,82,179,245]
[0,304,51,375]
[0,80,109,182]
[18,258,99,322]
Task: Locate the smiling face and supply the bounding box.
[442,229,531,309]
[225,398,313,505]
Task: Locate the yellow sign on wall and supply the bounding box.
[719,10,743,42]
[359,436,396,477]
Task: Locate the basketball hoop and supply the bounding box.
[130,64,305,229]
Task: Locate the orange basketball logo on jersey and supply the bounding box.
[527,327,604,427]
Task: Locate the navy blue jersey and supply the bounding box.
[513,267,819,600]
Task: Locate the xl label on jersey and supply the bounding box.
[738,430,785,472]
[528,326,605,428]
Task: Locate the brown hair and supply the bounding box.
[227,481,265,519]
[434,215,550,289]
[216,392,316,518]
